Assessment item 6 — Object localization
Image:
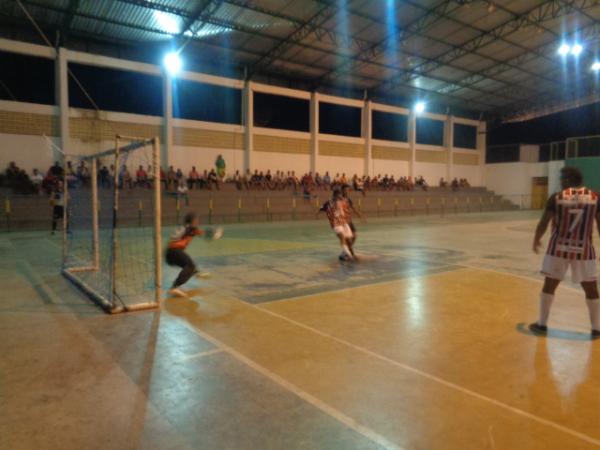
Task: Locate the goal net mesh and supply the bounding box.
[62,137,161,313]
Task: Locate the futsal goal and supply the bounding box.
[62,135,162,313]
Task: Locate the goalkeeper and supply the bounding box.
[166,212,222,297]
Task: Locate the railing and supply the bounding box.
[1,191,548,231]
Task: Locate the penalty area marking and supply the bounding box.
[168,315,404,450]
[254,303,600,447]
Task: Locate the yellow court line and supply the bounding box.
[254,299,600,447]
[170,315,404,450]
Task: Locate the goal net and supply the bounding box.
[62,135,162,313]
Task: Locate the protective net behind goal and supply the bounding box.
[62,136,162,313]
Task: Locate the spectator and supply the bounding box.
[160,167,168,190]
[439,177,447,188]
[167,166,177,191]
[5,161,19,181]
[65,161,77,187]
[314,172,322,189]
[207,169,219,190]
[352,175,365,196]
[451,177,459,191]
[109,164,116,187]
[49,161,64,178]
[215,154,226,181]
[265,170,273,189]
[415,176,428,191]
[177,180,189,206]
[119,164,133,189]
[136,165,148,188]
[323,171,331,188]
[77,161,90,186]
[31,168,44,194]
[146,165,155,188]
[176,168,184,184]
[232,170,243,190]
[188,166,199,189]
[99,165,109,188]
[43,162,61,193]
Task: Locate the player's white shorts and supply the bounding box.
[333,224,353,239]
[541,255,598,283]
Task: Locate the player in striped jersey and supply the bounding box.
[530,167,600,339]
[342,184,363,246]
[317,188,355,261]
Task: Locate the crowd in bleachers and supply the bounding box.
[3,156,471,198]
[225,170,433,194]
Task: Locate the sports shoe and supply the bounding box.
[169,288,188,298]
[528,322,548,335]
[592,330,600,340]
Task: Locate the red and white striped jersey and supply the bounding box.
[320,199,349,228]
[546,187,599,260]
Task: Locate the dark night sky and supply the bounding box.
[1,51,598,146]
[488,101,600,146]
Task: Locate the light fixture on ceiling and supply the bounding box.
[558,43,571,56]
[570,43,583,56]
[163,52,182,75]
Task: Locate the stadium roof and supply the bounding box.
[1,0,599,121]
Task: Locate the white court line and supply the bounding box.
[254,303,600,447]
[168,314,404,450]
[262,267,459,305]
[178,347,224,362]
[458,263,585,294]
[371,246,586,295]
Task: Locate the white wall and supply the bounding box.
[0,133,59,174]
[318,155,364,179]
[414,162,447,182]
[548,160,565,194]
[371,159,410,178]
[252,151,310,175]
[485,162,550,208]
[520,144,540,163]
[452,164,482,185]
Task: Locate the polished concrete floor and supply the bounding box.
[1,211,599,450]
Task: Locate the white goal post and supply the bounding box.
[61,135,162,313]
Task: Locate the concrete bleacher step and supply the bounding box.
[1,186,519,230]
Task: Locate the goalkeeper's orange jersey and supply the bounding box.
[168,226,204,250]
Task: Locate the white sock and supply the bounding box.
[586,298,600,331]
[342,244,352,258]
[538,292,554,326]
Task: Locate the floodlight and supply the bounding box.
[571,43,583,56]
[592,61,600,72]
[558,44,571,56]
[414,101,426,114]
[163,52,182,75]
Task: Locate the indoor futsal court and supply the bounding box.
[2,212,600,449]
[1,0,600,449]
